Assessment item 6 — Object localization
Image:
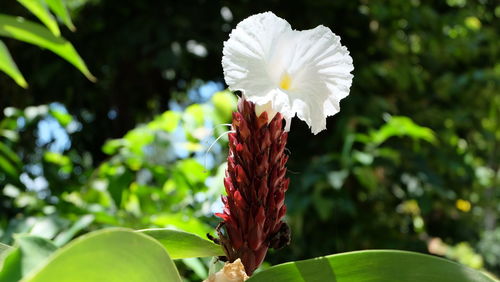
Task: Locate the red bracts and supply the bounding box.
[215,98,290,275]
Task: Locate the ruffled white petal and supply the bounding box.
[222,12,289,99]
[222,12,354,134]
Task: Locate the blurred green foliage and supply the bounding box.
[0,0,499,280]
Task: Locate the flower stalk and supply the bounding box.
[215,98,290,275]
[215,11,353,276]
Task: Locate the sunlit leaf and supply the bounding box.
[148,111,181,132]
[0,39,27,88]
[43,152,71,167]
[0,155,19,178]
[29,216,66,239]
[102,139,124,155]
[248,250,496,282]
[211,90,237,122]
[44,0,75,31]
[0,243,12,258]
[0,235,57,282]
[137,228,224,259]
[176,158,207,185]
[17,0,60,36]
[183,104,212,135]
[0,15,95,82]
[149,213,212,238]
[370,116,436,145]
[182,258,208,279]
[53,215,95,247]
[49,108,73,127]
[123,127,154,156]
[0,141,22,169]
[23,229,182,282]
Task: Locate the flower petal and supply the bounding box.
[286,25,354,134]
[222,12,354,134]
[222,12,291,99]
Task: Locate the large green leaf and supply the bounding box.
[23,229,182,282]
[0,236,57,282]
[247,250,497,282]
[0,39,27,88]
[44,0,75,31]
[137,228,225,259]
[0,15,95,82]
[17,0,60,36]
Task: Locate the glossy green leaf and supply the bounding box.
[44,0,75,31]
[137,228,224,259]
[149,213,212,237]
[0,39,27,88]
[0,235,57,282]
[247,250,496,282]
[23,229,182,282]
[0,15,95,82]
[17,0,60,36]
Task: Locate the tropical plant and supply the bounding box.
[0,0,94,88]
[1,0,499,281]
[0,228,496,281]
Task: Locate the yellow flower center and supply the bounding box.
[279,73,292,90]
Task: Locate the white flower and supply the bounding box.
[222,12,354,134]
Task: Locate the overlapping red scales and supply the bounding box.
[216,98,290,275]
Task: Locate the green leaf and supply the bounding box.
[0,15,95,82]
[102,139,124,155]
[149,213,212,237]
[49,108,73,127]
[43,152,71,167]
[148,111,181,132]
[247,250,496,282]
[211,90,237,122]
[0,39,27,88]
[137,228,224,259]
[370,116,436,145]
[44,0,75,31]
[0,141,22,169]
[182,258,208,279]
[0,235,57,282]
[53,214,94,247]
[17,0,60,36]
[0,154,19,178]
[0,243,12,258]
[23,228,182,282]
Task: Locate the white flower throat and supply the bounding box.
[279,72,293,91]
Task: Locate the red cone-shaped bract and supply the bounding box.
[215,98,290,275]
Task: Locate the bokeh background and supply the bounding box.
[1,0,499,280]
